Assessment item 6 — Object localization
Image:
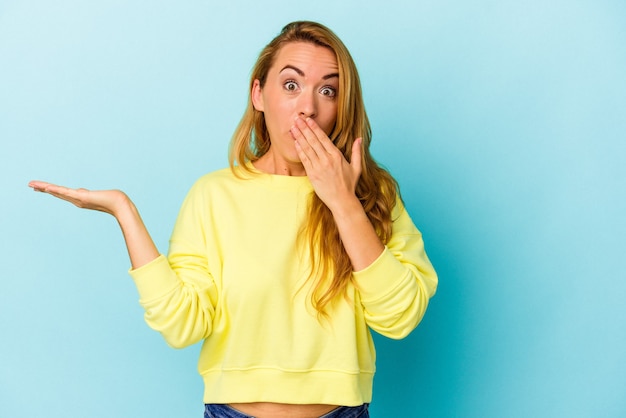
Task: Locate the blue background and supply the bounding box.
[1,1,625,417]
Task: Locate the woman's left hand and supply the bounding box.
[292,116,362,212]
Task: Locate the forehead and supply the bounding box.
[270,42,338,75]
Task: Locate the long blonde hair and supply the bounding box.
[229,21,399,317]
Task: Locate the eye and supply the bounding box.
[320,86,337,98]
[284,80,299,92]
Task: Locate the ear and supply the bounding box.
[251,79,264,112]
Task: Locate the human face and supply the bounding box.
[252,42,339,175]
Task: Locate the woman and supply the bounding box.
[29,21,437,418]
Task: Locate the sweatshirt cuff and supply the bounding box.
[352,247,411,302]
[128,254,179,302]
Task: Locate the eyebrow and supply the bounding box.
[280,65,339,80]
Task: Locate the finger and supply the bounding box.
[294,139,312,168]
[291,121,322,163]
[29,181,79,198]
[30,182,86,206]
[45,187,84,206]
[303,117,339,154]
[28,180,55,192]
[294,117,334,157]
[292,117,325,158]
[42,184,74,197]
[351,138,363,177]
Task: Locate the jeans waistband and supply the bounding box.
[204,403,369,418]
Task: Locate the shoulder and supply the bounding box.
[185,165,266,200]
[194,166,235,185]
[390,197,424,236]
[189,166,246,190]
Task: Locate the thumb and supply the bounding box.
[350,137,363,176]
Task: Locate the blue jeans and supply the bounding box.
[204,403,369,418]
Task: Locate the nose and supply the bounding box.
[298,89,317,119]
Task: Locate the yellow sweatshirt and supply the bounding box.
[129,165,437,406]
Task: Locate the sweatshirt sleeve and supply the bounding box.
[129,180,218,349]
[353,200,438,339]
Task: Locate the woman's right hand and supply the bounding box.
[29,180,160,269]
[28,180,129,218]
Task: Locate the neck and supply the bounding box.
[253,152,306,176]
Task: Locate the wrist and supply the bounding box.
[111,192,136,222]
[328,193,364,220]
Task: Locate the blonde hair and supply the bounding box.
[229,21,398,317]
